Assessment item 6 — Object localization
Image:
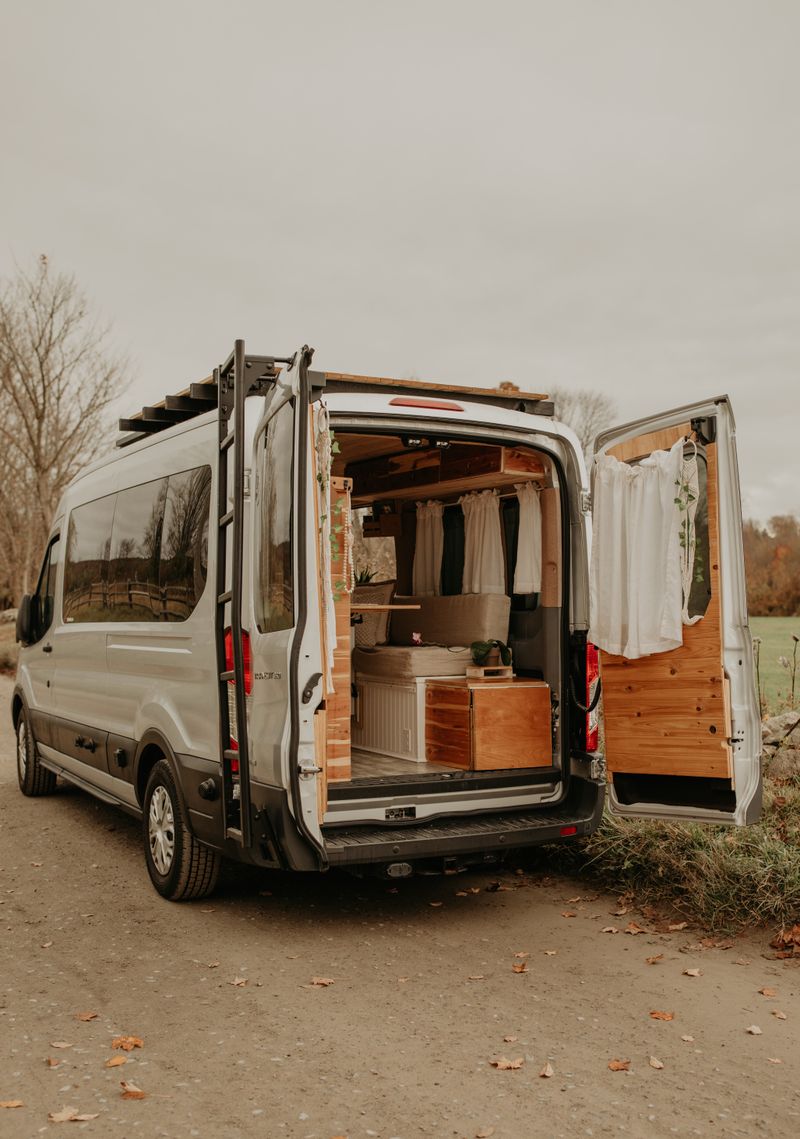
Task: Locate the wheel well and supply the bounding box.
[11,694,23,728]
[136,743,166,806]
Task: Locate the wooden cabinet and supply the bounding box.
[425,678,552,770]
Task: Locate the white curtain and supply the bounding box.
[589,438,685,659]
[460,490,505,595]
[412,500,444,596]
[513,482,542,594]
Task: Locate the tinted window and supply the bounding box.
[63,495,116,622]
[257,402,294,633]
[160,467,211,621]
[30,537,60,641]
[107,479,168,622]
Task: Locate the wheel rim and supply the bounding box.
[17,720,28,782]
[148,785,175,875]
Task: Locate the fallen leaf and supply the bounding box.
[49,1106,81,1122]
[512,962,528,974]
[397,976,409,983]
[772,1010,787,1020]
[46,1058,61,1068]
[561,911,577,918]
[120,1080,147,1100]
[476,1129,496,1138]
[608,1059,631,1071]
[41,941,53,948]
[646,954,664,965]
[105,1055,127,1068]
[668,921,688,931]
[649,1056,664,1069]
[771,924,800,951]
[513,951,529,959]
[490,1057,524,1070]
[310,977,335,987]
[75,1011,98,1022]
[429,902,443,908]
[229,977,248,987]
[544,950,557,956]
[649,1010,675,1021]
[455,891,469,897]
[31,861,42,867]
[468,974,486,981]
[680,1034,695,1043]
[601,926,619,934]
[565,896,581,903]
[735,958,750,966]
[767,1057,783,1064]
[746,1025,763,1035]
[683,968,702,977]
[758,986,777,998]
[540,1061,554,1078]
[0,1100,24,1109]
[503,1035,518,1043]
[613,906,629,916]
[73,1114,99,1122]
[207,961,220,969]
[467,887,481,895]
[112,1035,143,1051]
[50,1041,73,1049]
[625,921,646,935]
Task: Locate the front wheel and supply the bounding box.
[143,758,220,901]
[16,709,57,797]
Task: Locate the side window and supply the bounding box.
[685,452,711,620]
[159,466,211,621]
[30,536,60,642]
[106,479,168,622]
[63,495,117,623]
[257,403,294,633]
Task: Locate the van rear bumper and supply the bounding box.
[323,776,604,866]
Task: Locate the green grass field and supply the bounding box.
[750,615,800,713]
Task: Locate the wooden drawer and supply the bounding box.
[425,679,552,770]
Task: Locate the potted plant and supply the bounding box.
[470,639,512,668]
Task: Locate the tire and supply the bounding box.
[16,709,57,797]
[143,758,220,901]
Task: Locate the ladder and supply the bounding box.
[215,339,294,846]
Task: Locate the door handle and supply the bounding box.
[42,643,53,654]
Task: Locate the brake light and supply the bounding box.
[389,396,464,411]
[586,642,599,752]
[223,627,252,763]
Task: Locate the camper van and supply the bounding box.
[13,342,761,900]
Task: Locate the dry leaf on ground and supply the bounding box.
[0,1101,24,1109]
[513,951,529,959]
[229,977,248,987]
[75,1011,98,1022]
[50,1041,73,1049]
[490,1057,524,1070]
[512,962,528,974]
[646,954,664,965]
[429,902,443,908]
[772,1010,787,1020]
[120,1080,147,1100]
[468,975,486,981]
[540,1062,554,1078]
[41,941,53,948]
[112,1035,143,1051]
[683,969,702,977]
[608,1059,631,1071]
[770,924,800,952]
[601,926,619,934]
[767,1057,783,1064]
[544,950,557,956]
[565,896,581,903]
[476,1128,495,1138]
[503,1035,518,1043]
[310,977,335,987]
[649,1010,675,1021]
[649,1056,664,1069]
[48,1106,98,1122]
[46,1058,61,1068]
[746,1025,763,1035]
[625,922,647,935]
[105,1056,127,1068]
[680,1034,695,1042]
[561,911,577,918]
[668,922,688,931]
[758,986,777,998]
[456,891,469,897]
[207,961,220,969]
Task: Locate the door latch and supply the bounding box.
[302,672,322,704]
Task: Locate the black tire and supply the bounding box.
[143,758,220,901]
[16,708,57,797]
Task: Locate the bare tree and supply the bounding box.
[0,255,127,599]
[548,386,617,460]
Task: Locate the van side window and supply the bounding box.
[106,479,168,621]
[257,403,294,633]
[63,495,117,622]
[30,536,60,642]
[160,466,211,621]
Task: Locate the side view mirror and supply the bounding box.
[16,595,37,646]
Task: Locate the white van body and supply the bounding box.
[13,343,761,899]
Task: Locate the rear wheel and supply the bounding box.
[143,758,220,901]
[16,709,56,797]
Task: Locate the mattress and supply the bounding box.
[352,644,473,680]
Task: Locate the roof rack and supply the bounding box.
[117,361,553,447]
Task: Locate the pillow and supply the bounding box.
[352,580,396,648]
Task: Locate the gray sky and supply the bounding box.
[2,0,798,522]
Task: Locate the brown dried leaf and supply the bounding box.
[540,1061,554,1078]
[646,954,664,965]
[229,977,248,987]
[50,1041,73,1049]
[105,1055,127,1068]
[608,1059,630,1071]
[746,1025,763,1035]
[120,1080,147,1099]
[683,968,702,977]
[429,901,443,908]
[468,974,486,981]
[601,926,618,934]
[490,1056,524,1070]
[112,1035,143,1051]
[503,1035,518,1043]
[758,986,777,998]
[207,961,220,969]
[476,1129,496,1138]
[49,1106,96,1122]
[513,951,529,959]
[310,977,335,987]
[0,1100,24,1109]
[767,1057,783,1064]
[75,1011,98,1022]
[41,941,53,948]
[512,962,528,974]
[467,887,481,895]
[613,906,629,916]
[649,1010,675,1021]
[772,1010,787,1020]
[46,1058,61,1068]
[680,1034,695,1042]
[543,950,557,956]
[455,891,469,897]
[771,923,800,950]
[668,921,688,931]
[565,896,581,903]
[648,1056,664,1069]
[561,911,577,918]
[625,921,646,935]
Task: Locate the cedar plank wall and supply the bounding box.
[539,487,562,607]
[599,428,732,780]
[325,477,352,781]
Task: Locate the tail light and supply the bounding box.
[586,642,600,752]
[224,627,252,772]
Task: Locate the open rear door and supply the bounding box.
[592,396,761,825]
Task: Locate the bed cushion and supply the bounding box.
[353,645,473,680]
[389,593,510,646]
[352,580,395,647]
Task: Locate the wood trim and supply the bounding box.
[539,487,562,607]
[325,477,353,782]
[324,371,549,402]
[606,422,692,464]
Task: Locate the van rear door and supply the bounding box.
[592,396,761,825]
[250,347,327,865]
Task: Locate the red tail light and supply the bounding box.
[586,642,599,752]
[223,627,252,765]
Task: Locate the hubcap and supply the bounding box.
[17,721,28,782]
[148,785,175,875]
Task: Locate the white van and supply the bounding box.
[13,341,761,900]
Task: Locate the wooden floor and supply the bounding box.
[350,748,455,779]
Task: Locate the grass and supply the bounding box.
[751,615,800,713]
[0,621,18,673]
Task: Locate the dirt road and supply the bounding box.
[1,676,798,1139]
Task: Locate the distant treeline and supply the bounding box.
[744,515,800,617]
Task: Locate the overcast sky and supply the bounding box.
[1,1,798,522]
